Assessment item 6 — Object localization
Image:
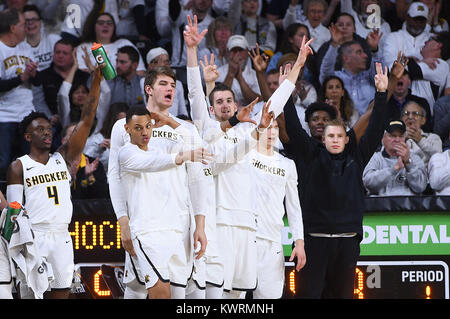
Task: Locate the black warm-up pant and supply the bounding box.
[295,234,361,299]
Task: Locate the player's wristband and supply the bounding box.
[228,113,240,127]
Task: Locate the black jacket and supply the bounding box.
[282,91,388,236]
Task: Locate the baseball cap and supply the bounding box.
[146,47,169,65]
[407,2,429,19]
[227,35,249,51]
[385,120,406,134]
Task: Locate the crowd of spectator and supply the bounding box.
[0,0,449,200]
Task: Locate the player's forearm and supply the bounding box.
[186,46,198,68]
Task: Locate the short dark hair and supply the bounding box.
[337,40,361,67]
[305,102,337,123]
[208,82,236,106]
[22,4,41,19]
[435,31,450,61]
[54,38,76,50]
[334,12,355,26]
[118,45,140,63]
[0,8,20,36]
[266,68,279,77]
[143,66,177,101]
[19,111,50,135]
[126,106,151,123]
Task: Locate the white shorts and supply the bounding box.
[205,249,224,287]
[34,229,74,289]
[253,237,285,299]
[217,224,257,292]
[133,230,188,290]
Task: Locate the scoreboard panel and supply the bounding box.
[70,197,450,299]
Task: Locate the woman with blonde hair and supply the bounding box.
[199,16,233,68]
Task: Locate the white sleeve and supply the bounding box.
[57,81,72,129]
[108,120,128,219]
[282,5,298,30]
[185,143,211,217]
[187,66,225,144]
[267,79,296,118]
[417,133,442,160]
[119,146,178,173]
[284,160,304,242]
[417,60,449,87]
[428,153,450,192]
[93,80,112,133]
[6,184,24,206]
[155,0,173,37]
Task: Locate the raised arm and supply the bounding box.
[248,43,271,101]
[353,52,409,143]
[357,63,389,165]
[58,67,102,164]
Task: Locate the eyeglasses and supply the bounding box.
[402,110,424,118]
[25,18,40,24]
[96,20,114,26]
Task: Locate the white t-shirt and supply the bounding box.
[0,41,34,122]
[60,0,119,38]
[18,33,61,71]
[411,58,450,116]
[249,149,304,243]
[116,0,145,38]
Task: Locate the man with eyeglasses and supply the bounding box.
[19,5,60,72]
[363,119,428,196]
[400,101,441,166]
[283,0,331,52]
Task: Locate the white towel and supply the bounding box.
[8,212,53,299]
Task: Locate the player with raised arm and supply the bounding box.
[249,117,306,299]
[5,67,103,299]
[184,15,313,298]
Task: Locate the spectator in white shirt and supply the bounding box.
[428,145,450,195]
[382,1,432,69]
[408,31,450,116]
[216,35,261,107]
[340,0,391,55]
[283,0,331,52]
[230,0,278,53]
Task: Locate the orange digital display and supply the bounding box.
[284,261,448,299]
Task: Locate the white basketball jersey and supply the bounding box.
[19,152,73,227]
